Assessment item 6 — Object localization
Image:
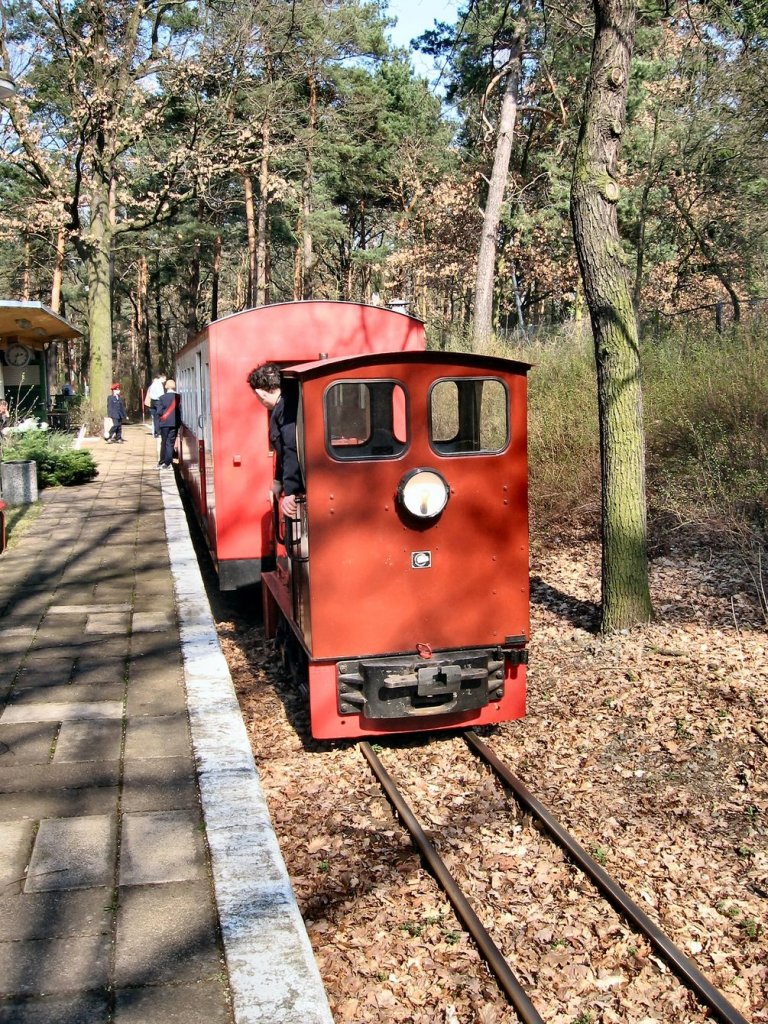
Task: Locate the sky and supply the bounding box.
[384,0,461,83]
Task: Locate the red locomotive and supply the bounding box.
[175,301,426,589]
[261,349,531,739]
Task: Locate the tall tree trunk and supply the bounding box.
[633,109,659,316]
[86,235,114,423]
[84,182,114,433]
[256,117,271,307]
[300,70,318,300]
[212,228,221,323]
[244,173,257,308]
[154,256,164,372]
[472,46,521,352]
[50,226,65,313]
[137,255,150,379]
[186,207,202,340]
[293,230,302,301]
[511,261,525,329]
[570,0,653,631]
[21,234,31,299]
[345,219,354,300]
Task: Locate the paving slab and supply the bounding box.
[114,881,223,987]
[1,596,49,620]
[124,682,187,717]
[121,756,198,812]
[67,638,131,661]
[21,644,85,665]
[0,701,124,724]
[92,587,133,604]
[0,761,120,794]
[131,611,176,632]
[8,684,125,705]
[54,721,123,763]
[124,714,189,760]
[0,638,34,662]
[114,980,232,1024]
[119,809,205,886]
[25,814,116,892]
[0,887,113,940]
[48,604,132,615]
[13,659,77,688]
[126,656,184,685]
[0,933,110,996]
[0,787,120,823]
[32,625,93,645]
[0,624,38,638]
[0,723,59,765]
[0,992,110,1024]
[128,634,185,664]
[0,820,37,894]
[84,613,132,635]
[71,660,126,686]
[48,588,99,606]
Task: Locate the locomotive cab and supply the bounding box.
[261,350,531,740]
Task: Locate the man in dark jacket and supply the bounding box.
[156,378,181,469]
[246,362,303,517]
[106,384,127,443]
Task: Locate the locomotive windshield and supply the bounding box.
[325,379,408,460]
[429,377,509,455]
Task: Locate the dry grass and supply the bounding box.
[430,319,768,548]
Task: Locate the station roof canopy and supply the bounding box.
[0,300,82,348]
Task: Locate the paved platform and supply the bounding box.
[0,425,334,1024]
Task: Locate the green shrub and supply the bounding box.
[1,430,98,488]
[43,449,99,486]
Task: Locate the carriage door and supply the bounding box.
[200,355,211,452]
[285,384,311,648]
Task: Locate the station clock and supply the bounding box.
[5,343,33,368]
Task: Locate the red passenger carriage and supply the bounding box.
[175,301,426,589]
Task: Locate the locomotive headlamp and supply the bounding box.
[397,468,450,519]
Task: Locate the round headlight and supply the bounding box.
[397,468,450,519]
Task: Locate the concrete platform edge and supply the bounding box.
[159,470,335,1024]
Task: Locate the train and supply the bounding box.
[176,300,530,739]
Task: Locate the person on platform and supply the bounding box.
[106,384,127,443]
[145,372,167,437]
[246,362,303,518]
[156,378,181,469]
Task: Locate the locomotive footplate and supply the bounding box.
[337,648,507,719]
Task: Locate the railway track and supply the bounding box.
[361,731,751,1024]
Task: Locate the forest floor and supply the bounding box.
[217,535,767,1024]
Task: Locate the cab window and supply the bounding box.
[326,380,407,460]
[429,377,509,455]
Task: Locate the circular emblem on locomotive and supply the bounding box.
[412,551,432,569]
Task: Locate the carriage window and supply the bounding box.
[326,380,407,460]
[429,378,509,455]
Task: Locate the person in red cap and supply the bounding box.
[106,383,128,443]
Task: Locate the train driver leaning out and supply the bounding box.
[247,362,304,518]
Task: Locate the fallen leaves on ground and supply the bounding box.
[220,535,767,1024]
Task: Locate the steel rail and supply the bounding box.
[465,730,751,1024]
[360,742,544,1024]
